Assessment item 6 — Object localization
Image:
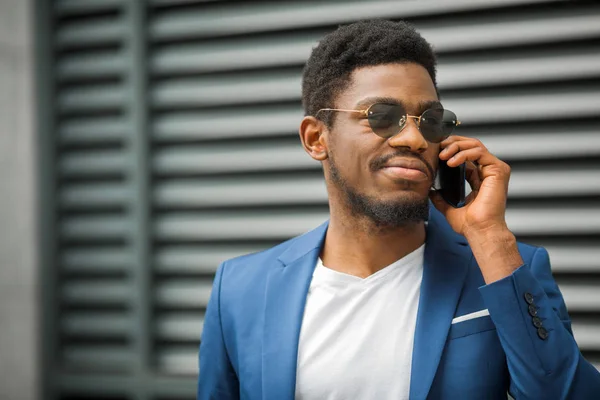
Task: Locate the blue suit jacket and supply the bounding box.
[198,205,600,399]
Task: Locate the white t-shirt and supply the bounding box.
[295,244,425,400]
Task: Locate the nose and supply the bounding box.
[386,116,428,153]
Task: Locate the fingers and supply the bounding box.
[465,161,481,192]
[439,137,496,167]
[439,136,511,193]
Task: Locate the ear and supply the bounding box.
[299,116,328,161]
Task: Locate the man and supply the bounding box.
[198,20,600,399]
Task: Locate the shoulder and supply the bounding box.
[222,234,300,273]
[220,220,328,280]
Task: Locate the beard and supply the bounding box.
[328,150,430,229]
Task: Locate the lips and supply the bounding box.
[377,157,430,182]
[381,158,429,177]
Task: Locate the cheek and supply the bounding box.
[329,129,374,177]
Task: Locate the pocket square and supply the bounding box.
[451,309,490,324]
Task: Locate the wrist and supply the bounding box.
[465,224,524,284]
[463,221,512,243]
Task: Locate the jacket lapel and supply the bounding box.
[259,206,472,400]
[262,221,328,400]
[409,206,472,400]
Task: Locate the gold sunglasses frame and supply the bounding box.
[315,104,461,139]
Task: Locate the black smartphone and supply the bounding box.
[433,159,466,208]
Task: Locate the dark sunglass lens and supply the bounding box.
[420,108,458,142]
[367,103,403,138]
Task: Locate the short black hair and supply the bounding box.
[301,19,438,127]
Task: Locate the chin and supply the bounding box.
[378,186,429,203]
[346,188,430,228]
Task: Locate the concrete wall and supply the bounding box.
[0,0,38,399]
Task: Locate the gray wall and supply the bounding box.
[0,0,38,399]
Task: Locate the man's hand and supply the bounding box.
[429,135,524,284]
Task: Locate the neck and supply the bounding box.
[321,204,427,279]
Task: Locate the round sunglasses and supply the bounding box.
[316,103,460,143]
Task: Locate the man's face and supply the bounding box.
[323,62,441,227]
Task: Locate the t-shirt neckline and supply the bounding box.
[314,243,425,288]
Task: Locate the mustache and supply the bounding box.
[370,151,435,179]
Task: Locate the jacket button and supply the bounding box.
[532,316,543,328]
[524,292,535,304]
[528,304,538,317]
[537,327,549,340]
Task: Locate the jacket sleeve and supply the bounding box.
[198,262,240,400]
[478,246,600,400]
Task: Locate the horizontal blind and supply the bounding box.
[44,0,147,399]
[41,0,600,399]
[53,0,134,381]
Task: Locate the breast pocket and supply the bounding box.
[449,315,496,340]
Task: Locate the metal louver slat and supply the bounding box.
[477,128,600,160]
[60,183,129,208]
[61,216,130,240]
[57,50,125,80]
[154,245,268,274]
[152,72,301,107]
[572,322,600,350]
[62,280,131,305]
[60,150,127,176]
[560,285,600,312]
[59,83,125,112]
[155,281,212,308]
[62,313,130,337]
[152,33,320,74]
[55,0,124,15]
[59,116,128,144]
[61,248,132,273]
[155,313,204,342]
[154,211,329,241]
[63,346,134,371]
[505,208,600,235]
[56,15,124,48]
[545,246,600,274]
[153,143,315,175]
[153,106,303,141]
[149,0,561,39]
[156,346,197,375]
[418,12,600,52]
[446,89,600,124]
[438,50,600,88]
[507,169,600,198]
[154,176,328,207]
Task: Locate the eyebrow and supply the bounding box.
[355,97,442,113]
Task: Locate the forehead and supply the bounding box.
[340,63,439,110]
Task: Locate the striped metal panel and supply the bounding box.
[40,0,600,398]
[150,0,600,381]
[53,0,135,383]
